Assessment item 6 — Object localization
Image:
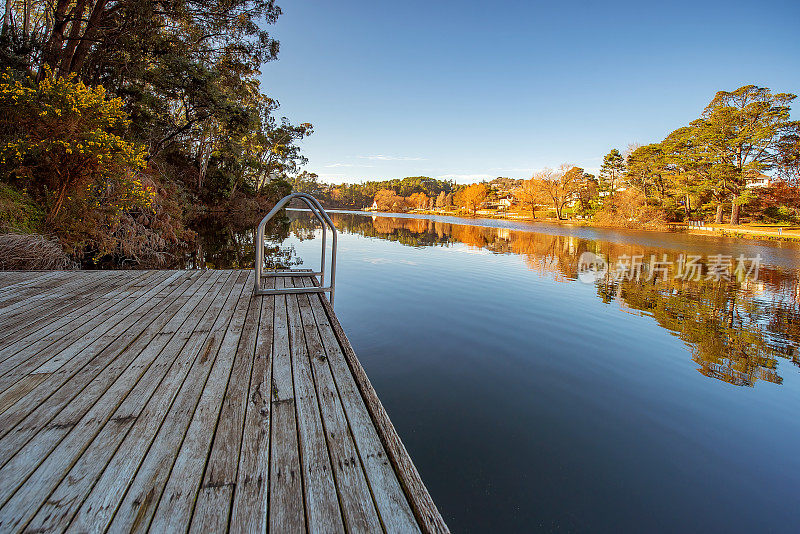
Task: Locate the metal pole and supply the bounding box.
[253,193,338,306]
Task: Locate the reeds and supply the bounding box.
[0,233,77,270]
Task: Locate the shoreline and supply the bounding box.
[352,208,800,244]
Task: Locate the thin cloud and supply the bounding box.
[358,154,426,161]
[324,163,374,168]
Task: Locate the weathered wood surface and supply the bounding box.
[0,270,447,533]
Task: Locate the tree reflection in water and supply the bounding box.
[185,210,799,387]
[314,212,800,388]
[181,212,302,270]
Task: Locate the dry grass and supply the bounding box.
[593,189,669,231]
[0,233,77,270]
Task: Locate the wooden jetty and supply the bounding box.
[0,270,448,533]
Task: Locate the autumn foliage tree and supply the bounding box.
[455,183,489,214]
[406,192,429,209]
[694,85,798,225]
[0,71,146,211]
[373,189,408,211]
[594,189,667,229]
[514,178,543,218]
[0,70,164,251]
[532,165,584,220]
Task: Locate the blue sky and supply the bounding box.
[262,0,800,183]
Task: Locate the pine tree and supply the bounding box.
[599,148,626,200]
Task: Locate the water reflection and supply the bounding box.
[180,214,301,270]
[186,209,800,388]
[297,211,800,388]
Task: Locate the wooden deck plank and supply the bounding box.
[0,271,184,469]
[0,272,221,531]
[307,282,449,534]
[0,271,129,341]
[0,272,172,419]
[0,272,134,336]
[0,270,164,380]
[285,281,346,532]
[0,273,213,451]
[0,270,141,358]
[0,272,201,507]
[0,271,65,303]
[296,278,419,533]
[101,271,250,533]
[268,279,306,533]
[189,275,264,532]
[148,271,256,532]
[24,271,230,533]
[227,278,275,534]
[0,271,447,534]
[0,271,133,354]
[0,272,181,437]
[61,271,240,533]
[0,271,66,311]
[0,271,48,288]
[11,271,179,379]
[0,270,115,323]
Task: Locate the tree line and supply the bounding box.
[304,85,799,229]
[290,173,457,210]
[513,86,800,227]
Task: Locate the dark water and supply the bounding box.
[198,210,800,532]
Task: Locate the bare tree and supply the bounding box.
[532,164,582,220]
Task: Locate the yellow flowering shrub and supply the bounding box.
[0,69,156,254]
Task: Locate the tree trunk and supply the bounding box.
[715,203,724,224]
[51,183,69,219]
[23,0,30,42]
[684,194,691,216]
[68,0,109,75]
[3,0,11,36]
[57,0,91,77]
[40,0,72,77]
[730,196,740,225]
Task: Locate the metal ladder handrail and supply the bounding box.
[254,193,337,305]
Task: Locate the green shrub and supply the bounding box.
[0,183,44,233]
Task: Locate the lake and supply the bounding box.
[194,209,800,532]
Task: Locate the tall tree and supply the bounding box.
[661,126,734,222]
[695,85,798,225]
[626,144,668,201]
[455,183,489,214]
[599,148,625,199]
[777,127,800,185]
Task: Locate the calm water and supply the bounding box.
[197,210,800,532]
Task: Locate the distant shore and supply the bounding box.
[356,208,800,243]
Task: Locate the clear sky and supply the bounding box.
[262,0,800,183]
